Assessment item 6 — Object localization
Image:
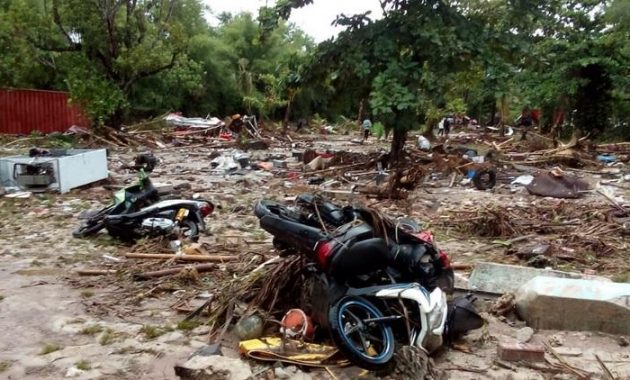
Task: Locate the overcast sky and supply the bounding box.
[205,0,383,42]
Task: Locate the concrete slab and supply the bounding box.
[468,262,610,294]
[516,277,630,334]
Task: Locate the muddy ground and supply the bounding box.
[0,134,629,379]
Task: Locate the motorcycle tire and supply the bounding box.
[179,219,200,242]
[328,296,395,371]
[472,169,496,190]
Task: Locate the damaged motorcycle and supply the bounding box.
[73,172,213,242]
[254,195,483,370]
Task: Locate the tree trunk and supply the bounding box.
[389,127,407,168]
[489,100,497,126]
[283,99,292,132]
[357,98,364,126]
[107,107,125,129]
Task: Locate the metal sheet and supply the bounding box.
[0,88,90,134]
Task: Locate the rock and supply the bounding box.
[233,315,263,340]
[192,343,222,357]
[274,367,290,379]
[618,336,630,347]
[516,327,534,343]
[191,326,211,336]
[174,355,252,380]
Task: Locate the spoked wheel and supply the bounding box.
[329,297,395,371]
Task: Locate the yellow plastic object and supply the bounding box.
[239,337,349,367]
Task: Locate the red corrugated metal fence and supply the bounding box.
[0,88,90,134]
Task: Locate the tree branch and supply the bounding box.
[52,0,75,46]
[125,0,138,48]
[122,51,179,91]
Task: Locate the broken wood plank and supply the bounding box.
[124,253,239,262]
[76,269,118,276]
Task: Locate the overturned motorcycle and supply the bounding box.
[73,172,213,242]
[254,195,483,370]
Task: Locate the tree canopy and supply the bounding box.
[0,0,627,143]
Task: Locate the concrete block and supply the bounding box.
[468,262,610,294]
[516,277,630,335]
[497,342,545,362]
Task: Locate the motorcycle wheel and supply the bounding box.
[328,296,395,371]
[179,219,200,242]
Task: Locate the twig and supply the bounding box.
[325,367,339,380]
[442,365,490,374]
[596,354,617,380]
[544,342,591,379]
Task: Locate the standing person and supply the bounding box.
[296,118,307,132]
[362,118,372,140]
[443,115,453,137]
[227,114,244,138]
[437,118,445,136]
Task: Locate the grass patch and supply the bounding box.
[80,290,95,298]
[40,343,62,355]
[80,325,103,336]
[140,324,173,340]
[0,361,11,372]
[176,320,201,331]
[74,360,91,371]
[99,328,114,345]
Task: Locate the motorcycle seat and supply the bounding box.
[105,207,157,223]
[329,238,390,279]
